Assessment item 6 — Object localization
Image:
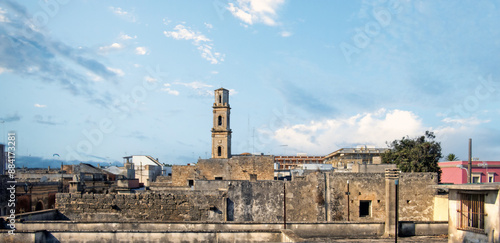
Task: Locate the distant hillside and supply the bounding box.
[12,155,122,169]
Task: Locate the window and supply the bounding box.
[218,146,222,157]
[215,177,223,180]
[488,174,495,183]
[219,95,222,103]
[218,116,222,126]
[359,200,371,217]
[472,174,481,184]
[249,174,257,181]
[188,180,194,187]
[457,193,485,233]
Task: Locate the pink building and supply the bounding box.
[439,161,500,184]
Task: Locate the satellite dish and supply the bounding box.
[40,176,48,183]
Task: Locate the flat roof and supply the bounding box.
[436,183,500,191]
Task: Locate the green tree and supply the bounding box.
[446,153,459,161]
[382,131,442,180]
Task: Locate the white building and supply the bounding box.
[123,156,162,186]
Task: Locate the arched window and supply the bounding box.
[218,116,222,126]
[35,201,44,211]
[218,146,222,157]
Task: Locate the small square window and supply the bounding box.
[359,200,371,217]
[472,175,481,184]
[488,175,494,183]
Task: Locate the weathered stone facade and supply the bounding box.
[172,155,274,187]
[56,190,225,221]
[59,171,439,223]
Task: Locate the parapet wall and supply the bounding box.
[1,221,447,243]
[56,190,225,221]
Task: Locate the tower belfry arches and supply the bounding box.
[211,88,232,159]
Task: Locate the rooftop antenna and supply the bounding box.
[252,127,255,154]
[247,115,251,152]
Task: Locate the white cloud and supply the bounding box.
[106,67,124,76]
[119,33,136,40]
[34,104,46,108]
[144,76,157,83]
[162,18,172,26]
[280,31,292,37]
[163,24,224,64]
[109,6,136,22]
[87,72,103,82]
[0,7,10,23]
[174,81,213,90]
[197,44,224,64]
[161,84,179,95]
[164,24,210,44]
[0,66,8,74]
[269,109,426,154]
[227,0,285,26]
[441,117,490,126]
[99,43,124,52]
[211,71,219,75]
[204,22,213,29]
[135,46,149,55]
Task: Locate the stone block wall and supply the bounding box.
[327,172,386,222]
[397,173,438,221]
[171,156,274,187]
[287,172,326,222]
[56,171,438,223]
[227,180,283,222]
[198,156,274,181]
[56,190,224,221]
[171,165,197,187]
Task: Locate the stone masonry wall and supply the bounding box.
[198,156,274,181]
[171,165,197,187]
[327,172,386,222]
[398,172,438,221]
[171,156,274,187]
[56,172,438,223]
[324,172,438,222]
[56,190,224,221]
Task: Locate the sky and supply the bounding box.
[0,0,499,167]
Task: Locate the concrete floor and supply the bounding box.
[302,235,448,242]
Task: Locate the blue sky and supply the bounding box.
[1,0,499,167]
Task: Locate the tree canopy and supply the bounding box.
[382,131,442,180]
[446,153,459,161]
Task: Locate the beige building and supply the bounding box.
[324,146,389,168]
[275,155,324,170]
[440,183,500,242]
[123,155,162,186]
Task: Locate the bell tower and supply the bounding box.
[211,88,232,159]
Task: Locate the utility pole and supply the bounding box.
[468,138,472,183]
[283,178,287,229]
[395,179,399,242]
[346,180,350,221]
